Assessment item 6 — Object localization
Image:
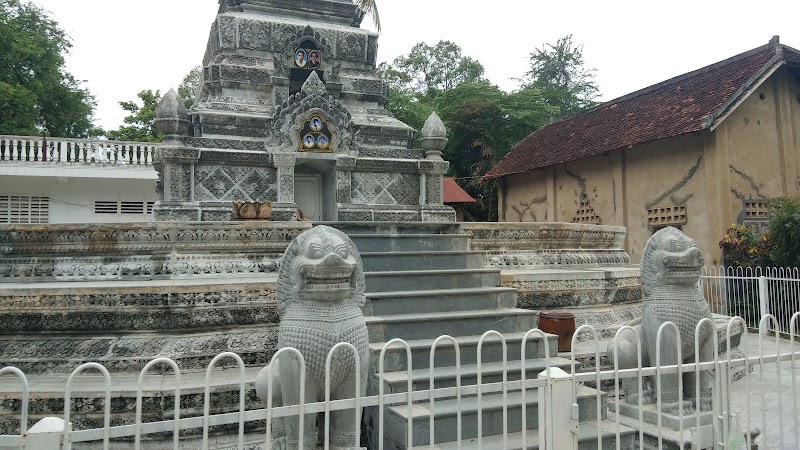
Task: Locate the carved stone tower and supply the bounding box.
[153,0,455,222]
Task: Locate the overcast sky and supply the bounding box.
[31,0,800,132]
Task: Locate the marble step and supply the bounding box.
[408,422,636,450]
[369,332,558,372]
[378,385,606,447]
[365,269,500,292]
[348,234,471,252]
[365,309,537,342]
[360,251,485,272]
[372,357,573,395]
[322,221,461,236]
[364,287,515,315]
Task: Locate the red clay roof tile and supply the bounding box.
[443,177,476,203]
[485,41,799,179]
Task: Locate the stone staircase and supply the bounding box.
[328,222,636,450]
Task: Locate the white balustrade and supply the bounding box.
[0,135,158,166]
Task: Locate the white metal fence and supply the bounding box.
[701,266,800,333]
[0,135,157,165]
[0,316,798,449]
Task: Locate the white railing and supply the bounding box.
[701,266,800,333]
[0,317,798,449]
[0,135,158,166]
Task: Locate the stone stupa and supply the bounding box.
[153,0,455,223]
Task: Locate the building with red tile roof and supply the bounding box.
[443,177,475,221]
[486,37,800,264]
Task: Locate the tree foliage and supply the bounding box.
[178,65,202,108]
[436,82,556,221]
[0,0,99,137]
[106,89,162,142]
[719,197,800,269]
[353,0,380,33]
[106,65,200,142]
[522,34,599,117]
[765,197,800,268]
[383,41,485,96]
[380,40,563,221]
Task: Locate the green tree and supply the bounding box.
[766,197,800,268]
[178,65,202,108]
[106,89,162,142]
[436,81,555,221]
[353,0,380,33]
[522,34,599,117]
[0,0,99,137]
[385,41,485,96]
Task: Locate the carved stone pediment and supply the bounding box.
[266,71,359,156]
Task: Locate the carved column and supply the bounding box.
[152,89,201,221]
[420,160,448,206]
[273,153,297,204]
[336,156,356,204]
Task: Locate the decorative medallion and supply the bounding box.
[298,114,333,153]
[295,47,322,69]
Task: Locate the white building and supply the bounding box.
[0,136,159,224]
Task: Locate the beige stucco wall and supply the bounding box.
[499,68,800,265]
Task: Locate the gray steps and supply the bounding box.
[361,251,485,272]
[365,287,516,315]
[365,269,500,292]
[409,423,637,450]
[369,332,559,372]
[350,234,471,252]
[322,221,460,235]
[373,357,573,394]
[366,309,538,341]
[381,386,606,447]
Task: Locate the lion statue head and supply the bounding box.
[276,225,366,315]
[640,226,704,297]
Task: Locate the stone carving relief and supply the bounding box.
[169,165,191,200]
[609,227,714,414]
[256,225,369,450]
[352,172,420,206]
[218,16,237,49]
[266,72,357,156]
[426,175,442,205]
[336,33,365,61]
[186,137,266,152]
[239,19,271,50]
[194,165,278,202]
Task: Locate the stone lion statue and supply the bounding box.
[610,227,714,414]
[256,225,369,450]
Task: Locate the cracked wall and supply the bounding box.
[500,67,800,265]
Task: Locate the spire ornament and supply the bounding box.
[421,112,447,160]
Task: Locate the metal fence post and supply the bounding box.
[24,417,71,450]
[538,367,578,450]
[758,276,769,334]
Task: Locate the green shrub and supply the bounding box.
[719,223,771,268]
[766,197,800,268]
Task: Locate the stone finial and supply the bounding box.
[154,89,190,145]
[301,71,328,97]
[156,88,189,119]
[421,112,447,160]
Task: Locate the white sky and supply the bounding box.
[31,0,800,132]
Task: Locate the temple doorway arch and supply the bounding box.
[294,155,337,221]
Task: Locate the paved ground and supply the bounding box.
[569,327,799,449]
[728,332,800,450]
